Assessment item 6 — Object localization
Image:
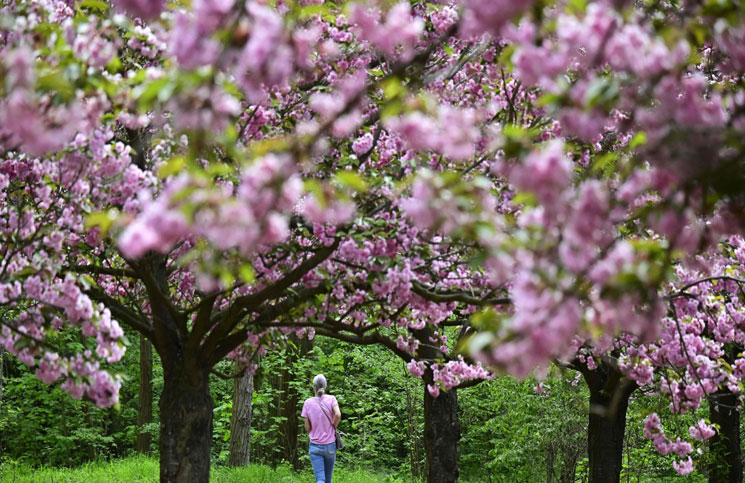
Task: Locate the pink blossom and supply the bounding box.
[689,420,716,441]
[352,132,374,156]
[112,0,166,19]
[350,3,423,60]
[510,140,572,208]
[673,457,695,476]
[407,360,426,378]
[460,0,529,38]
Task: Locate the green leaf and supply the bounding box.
[334,171,368,192]
[297,4,329,18]
[628,132,647,149]
[380,101,404,120]
[583,78,618,108]
[158,156,186,178]
[219,268,235,289]
[37,69,75,101]
[239,264,256,284]
[80,0,109,11]
[512,191,537,207]
[590,152,618,177]
[85,209,119,235]
[135,78,173,110]
[382,77,406,101]
[566,0,588,14]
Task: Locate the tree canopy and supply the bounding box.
[2,0,745,480]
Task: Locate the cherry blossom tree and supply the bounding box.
[619,239,745,482]
[3,1,745,482]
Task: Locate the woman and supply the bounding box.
[301,374,341,483]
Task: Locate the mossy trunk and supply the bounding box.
[136,336,153,454]
[423,371,460,483]
[708,390,742,483]
[228,364,254,467]
[159,365,213,482]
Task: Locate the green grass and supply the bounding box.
[0,455,412,483]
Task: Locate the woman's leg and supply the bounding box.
[323,443,336,483]
[308,443,326,483]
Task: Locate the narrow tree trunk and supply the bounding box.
[277,336,311,470]
[159,365,213,482]
[136,336,153,454]
[560,446,581,483]
[708,390,742,483]
[581,360,636,483]
[405,369,422,480]
[228,364,254,467]
[546,447,555,483]
[83,403,96,460]
[423,372,461,483]
[0,347,4,406]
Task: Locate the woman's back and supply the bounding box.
[302,394,338,445]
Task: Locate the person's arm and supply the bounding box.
[332,400,341,427]
[301,401,310,432]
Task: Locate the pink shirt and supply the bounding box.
[301,394,338,445]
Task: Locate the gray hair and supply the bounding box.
[313,374,327,397]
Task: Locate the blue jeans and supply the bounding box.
[309,442,336,483]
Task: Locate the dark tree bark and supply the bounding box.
[423,371,461,483]
[159,363,213,482]
[708,389,742,483]
[138,254,215,483]
[579,358,637,483]
[136,335,153,454]
[546,446,556,483]
[587,386,632,483]
[228,363,254,467]
[276,336,311,470]
[412,325,462,483]
[0,347,4,406]
[405,370,423,480]
[560,444,582,483]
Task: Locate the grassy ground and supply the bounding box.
[0,456,412,483]
[0,456,705,482]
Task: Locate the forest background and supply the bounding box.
[0,333,716,482]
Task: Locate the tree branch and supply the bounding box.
[411,281,511,307]
[85,287,154,339]
[65,264,137,278]
[203,241,340,358]
[206,282,331,365]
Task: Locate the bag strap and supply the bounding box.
[314,397,336,428]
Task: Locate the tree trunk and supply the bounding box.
[560,445,581,483]
[159,364,213,482]
[228,364,254,467]
[405,369,422,480]
[546,446,556,483]
[581,360,636,483]
[587,388,630,483]
[0,347,4,406]
[276,336,311,470]
[136,336,153,454]
[708,390,742,483]
[423,372,461,483]
[416,324,461,483]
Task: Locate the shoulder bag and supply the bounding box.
[314,397,346,450]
